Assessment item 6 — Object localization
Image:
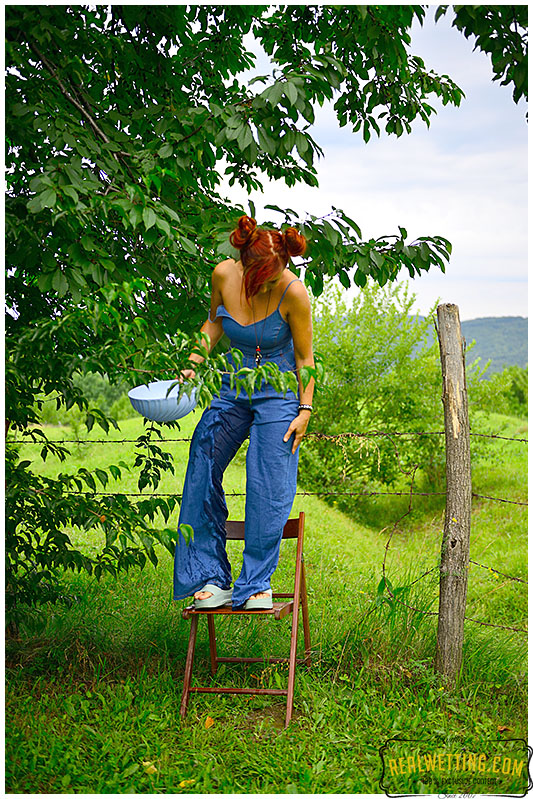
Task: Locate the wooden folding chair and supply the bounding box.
[179,511,311,728]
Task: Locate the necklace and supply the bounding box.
[251,290,272,367]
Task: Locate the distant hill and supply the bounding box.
[461,317,528,375]
[413,315,527,376]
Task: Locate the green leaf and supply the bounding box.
[27,196,43,214]
[40,188,57,209]
[11,103,30,117]
[284,80,298,106]
[80,235,95,251]
[262,82,284,106]
[353,270,367,288]
[295,132,310,161]
[176,236,194,256]
[158,143,173,158]
[95,468,108,488]
[257,127,276,156]
[141,228,158,247]
[109,465,122,480]
[37,271,55,292]
[155,216,171,236]
[339,271,350,289]
[129,205,142,228]
[52,270,68,295]
[122,764,140,779]
[63,186,79,203]
[236,125,253,151]
[243,138,258,165]
[377,576,387,598]
[143,207,156,230]
[418,242,430,262]
[179,523,194,545]
[322,220,340,246]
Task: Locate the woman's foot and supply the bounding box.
[193,589,270,601]
[192,584,233,609]
[194,585,232,600]
[194,589,214,600]
[243,589,273,611]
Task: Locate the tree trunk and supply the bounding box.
[434,303,471,683]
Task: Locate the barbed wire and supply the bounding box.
[64,489,444,498]
[472,493,527,506]
[469,559,527,584]
[385,559,527,594]
[375,600,527,635]
[462,616,527,634]
[11,429,528,444]
[60,488,526,506]
[23,438,194,444]
[469,432,528,443]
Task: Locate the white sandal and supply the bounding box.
[244,589,273,611]
[193,584,233,610]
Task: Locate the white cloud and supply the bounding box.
[221,14,528,320]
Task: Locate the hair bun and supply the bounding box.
[282,227,307,257]
[230,215,258,249]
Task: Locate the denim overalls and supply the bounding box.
[173,279,300,608]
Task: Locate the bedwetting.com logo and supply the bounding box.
[379,737,532,797]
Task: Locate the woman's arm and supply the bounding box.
[181,264,225,378]
[283,282,315,454]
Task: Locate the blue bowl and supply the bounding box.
[128,380,198,423]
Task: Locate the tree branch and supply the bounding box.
[178,115,214,144]
[28,40,116,149]
[27,40,138,182]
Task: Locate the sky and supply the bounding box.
[221,12,528,322]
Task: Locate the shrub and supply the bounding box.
[300,281,490,520]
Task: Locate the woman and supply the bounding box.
[173,215,314,610]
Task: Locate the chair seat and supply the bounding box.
[182,600,295,620]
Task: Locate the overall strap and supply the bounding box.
[276,278,299,310]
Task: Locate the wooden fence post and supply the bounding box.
[435,303,472,683]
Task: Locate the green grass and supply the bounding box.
[6,412,528,794]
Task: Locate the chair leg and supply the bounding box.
[300,563,312,668]
[180,614,199,719]
[285,595,301,728]
[207,615,218,676]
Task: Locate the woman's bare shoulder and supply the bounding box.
[281,277,311,324]
[212,258,238,284]
[214,258,238,273]
[285,277,311,305]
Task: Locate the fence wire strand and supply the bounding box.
[62,488,526,506]
[13,430,528,445]
[469,559,528,584]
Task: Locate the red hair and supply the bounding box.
[229,215,307,300]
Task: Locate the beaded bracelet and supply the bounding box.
[298,404,313,413]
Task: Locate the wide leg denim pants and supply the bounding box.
[173,370,300,608]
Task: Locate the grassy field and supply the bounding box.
[6,411,528,794]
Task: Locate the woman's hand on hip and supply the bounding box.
[283,411,311,454]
